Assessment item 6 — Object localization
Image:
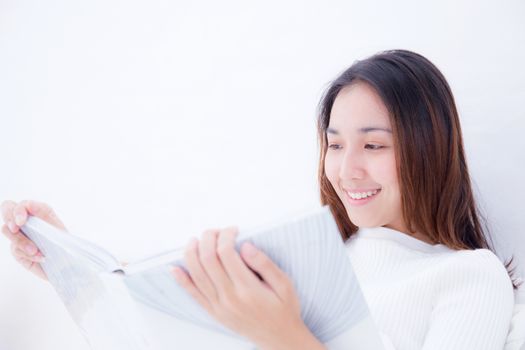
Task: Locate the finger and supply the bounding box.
[184,237,219,304]
[11,241,44,262]
[3,224,44,259]
[13,201,29,227]
[216,227,259,288]
[171,266,212,313]
[1,224,18,242]
[6,227,42,257]
[14,255,48,281]
[0,200,18,233]
[240,242,294,301]
[16,200,66,230]
[2,214,44,258]
[199,229,233,295]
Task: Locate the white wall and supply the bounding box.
[0,0,523,349]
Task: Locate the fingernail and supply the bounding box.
[15,215,24,226]
[242,242,258,257]
[8,222,16,232]
[24,244,37,255]
[35,255,45,263]
[172,266,184,280]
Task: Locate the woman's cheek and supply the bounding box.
[371,152,398,187]
[371,153,403,218]
[324,155,339,186]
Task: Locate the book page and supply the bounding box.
[21,219,121,272]
[19,221,151,350]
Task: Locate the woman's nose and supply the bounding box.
[339,150,365,180]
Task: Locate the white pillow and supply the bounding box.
[505,288,525,350]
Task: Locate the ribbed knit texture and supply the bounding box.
[345,226,515,350]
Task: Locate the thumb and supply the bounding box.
[240,242,293,301]
[17,200,66,231]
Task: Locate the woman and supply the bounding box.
[1,50,518,349]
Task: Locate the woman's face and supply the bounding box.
[324,82,407,232]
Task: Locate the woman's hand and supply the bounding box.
[171,226,324,350]
[0,200,67,281]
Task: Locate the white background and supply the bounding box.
[0,0,524,349]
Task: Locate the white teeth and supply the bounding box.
[346,189,379,200]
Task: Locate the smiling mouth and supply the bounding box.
[344,188,382,202]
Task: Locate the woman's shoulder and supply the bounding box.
[429,248,515,328]
[447,248,508,276]
[441,249,509,279]
[436,248,514,301]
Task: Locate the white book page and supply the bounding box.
[21,218,121,272]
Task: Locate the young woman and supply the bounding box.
[1,50,518,349]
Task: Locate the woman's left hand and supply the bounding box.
[171,226,313,349]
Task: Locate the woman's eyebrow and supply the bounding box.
[326,127,392,135]
[359,127,392,134]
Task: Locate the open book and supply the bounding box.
[20,205,378,350]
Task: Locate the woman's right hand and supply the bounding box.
[1,200,67,281]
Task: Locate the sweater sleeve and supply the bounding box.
[422,249,514,349]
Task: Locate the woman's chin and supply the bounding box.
[346,212,384,228]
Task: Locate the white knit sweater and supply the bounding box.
[344,226,515,350]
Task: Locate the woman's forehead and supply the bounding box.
[329,83,391,132]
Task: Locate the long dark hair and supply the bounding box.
[317,49,520,289]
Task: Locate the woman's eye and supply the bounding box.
[364,144,384,150]
[328,144,341,150]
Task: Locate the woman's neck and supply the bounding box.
[382,221,435,245]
